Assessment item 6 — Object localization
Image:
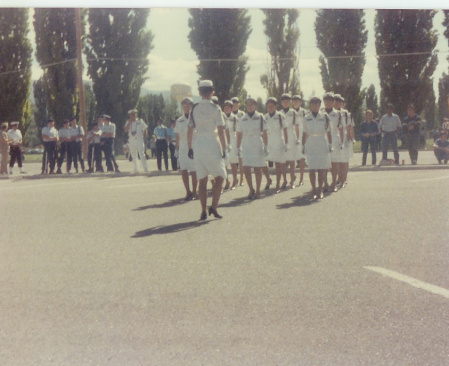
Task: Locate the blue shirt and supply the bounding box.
[154,125,167,139]
[360,120,379,140]
[167,127,176,142]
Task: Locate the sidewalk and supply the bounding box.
[1,150,448,180]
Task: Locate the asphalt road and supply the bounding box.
[1,160,448,365]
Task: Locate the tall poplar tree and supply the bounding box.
[188,9,252,102]
[315,9,367,125]
[260,9,300,98]
[0,8,32,124]
[365,84,379,119]
[375,9,438,119]
[438,73,449,124]
[34,8,78,127]
[85,8,153,146]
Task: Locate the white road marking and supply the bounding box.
[410,175,449,183]
[364,266,449,299]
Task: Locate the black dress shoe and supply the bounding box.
[200,211,207,221]
[208,206,222,218]
[184,192,193,201]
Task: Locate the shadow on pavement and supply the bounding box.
[276,190,325,209]
[133,198,187,210]
[131,220,210,237]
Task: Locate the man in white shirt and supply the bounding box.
[379,103,402,165]
[41,118,59,174]
[8,121,25,174]
[125,109,149,173]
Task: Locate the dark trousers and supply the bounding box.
[168,142,177,170]
[9,145,22,168]
[42,141,57,173]
[406,134,420,162]
[103,138,119,171]
[381,132,399,164]
[361,137,377,165]
[156,139,168,170]
[434,149,449,163]
[58,142,74,171]
[72,141,85,172]
[88,144,103,172]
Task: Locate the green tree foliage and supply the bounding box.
[85,8,153,145]
[315,9,367,126]
[34,8,78,128]
[260,9,300,98]
[375,10,438,119]
[84,82,97,127]
[423,87,436,129]
[437,73,449,125]
[188,9,252,102]
[137,93,165,134]
[365,84,379,119]
[0,8,32,125]
[32,77,49,137]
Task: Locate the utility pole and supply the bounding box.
[75,8,88,158]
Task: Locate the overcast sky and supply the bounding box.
[21,7,449,102]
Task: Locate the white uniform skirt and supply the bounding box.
[242,135,266,168]
[305,135,331,170]
[266,133,286,163]
[193,134,227,180]
[178,145,196,172]
[285,127,301,161]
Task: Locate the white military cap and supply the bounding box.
[223,100,233,107]
[1,122,8,128]
[245,96,257,104]
[211,96,219,104]
[231,97,240,103]
[128,109,138,114]
[323,92,335,100]
[281,93,291,100]
[266,97,277,105]
[181,97,193,105]
[292,95,302,100]
[199,80,214,88]
[334,94,344,102]
[10,121,19,126]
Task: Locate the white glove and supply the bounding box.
[263,144,269,156]
[226,144,232,153]
[284,143,289,152]
[328,143,333,153]
[174,149,179,158]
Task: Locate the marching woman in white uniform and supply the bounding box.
[334,94,352,187]
[175,97,197,201]
[223,100,240,189]
[236,97,268,199]
[292,95,307,186]
[264,97,288,192]
[302,97,332,199]
[280,94,301,189]
[322,92,344,192]
[187,80,228,220]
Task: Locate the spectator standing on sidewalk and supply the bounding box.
[360,110,379,166]
[402,104,421,165]
[379,103,401,165]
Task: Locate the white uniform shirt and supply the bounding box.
[189,99,224,136]
[174,114,189,150]
[126,119,147,143]
[59,127,72,141]
[70,125,84,142]
[7,129,22,145]
[87,130,102,145]
[379,113,401,132]
[101,122,116,138]
[42,126,59,141]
